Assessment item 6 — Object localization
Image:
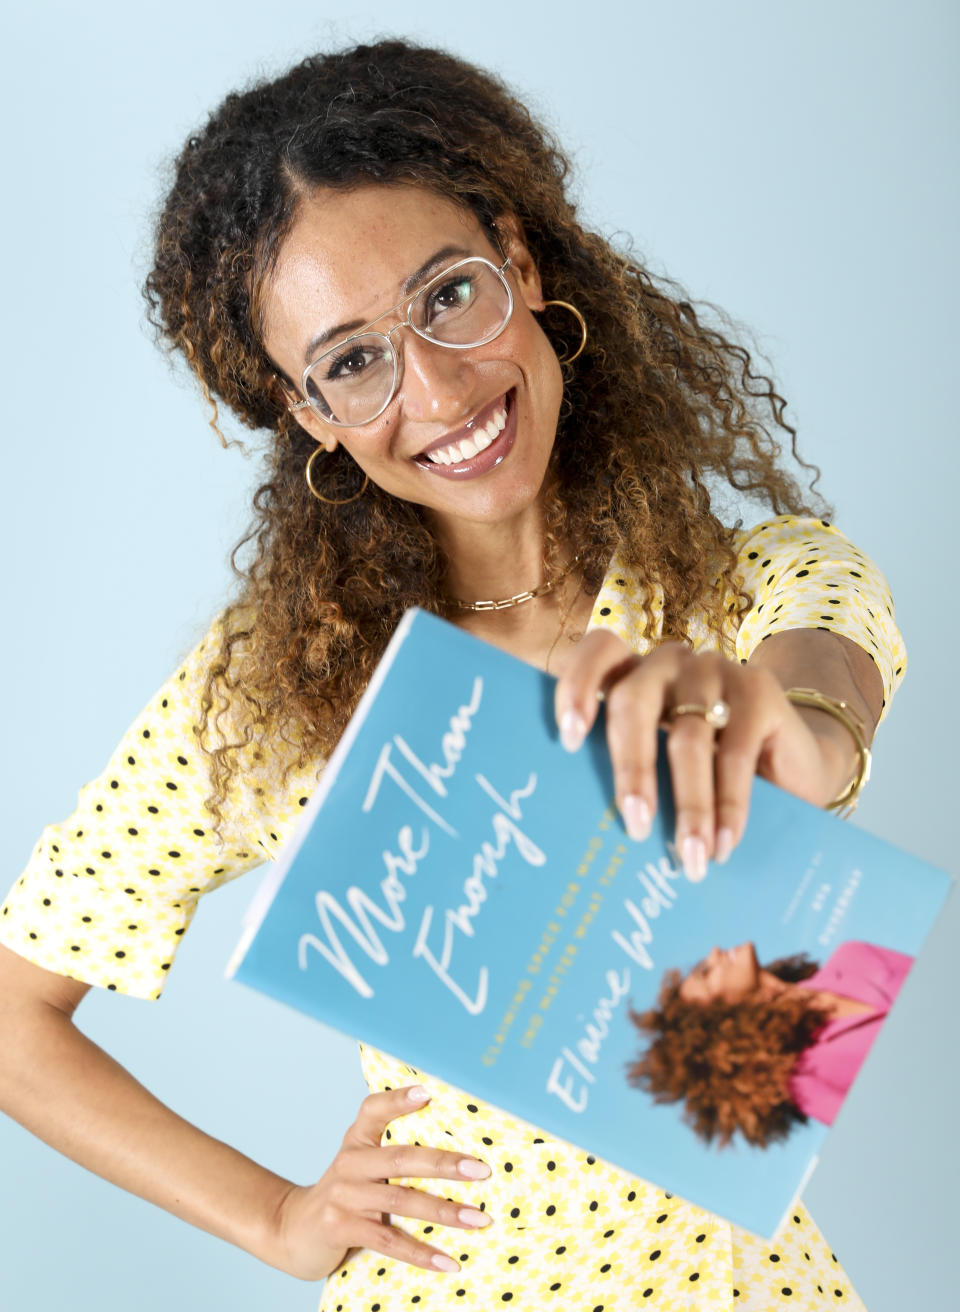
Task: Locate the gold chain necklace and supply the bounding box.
[442,555,582,613]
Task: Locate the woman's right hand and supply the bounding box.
[271,1085,493,1280]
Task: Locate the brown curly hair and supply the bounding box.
[627,954,829,1148]
[143,38,824,809]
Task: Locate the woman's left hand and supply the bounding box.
[554,631,867,881]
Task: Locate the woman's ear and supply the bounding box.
[271,374,339,452]
[493,213,545,312]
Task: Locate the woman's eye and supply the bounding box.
[324,344,378,381]
[426,274,475,318]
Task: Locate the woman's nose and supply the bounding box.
[395,329,476,422]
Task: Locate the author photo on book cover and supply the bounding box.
[629,940,915,1147]
[1,8,953,1312]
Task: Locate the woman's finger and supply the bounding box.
[602,655,681,842]
[342,1141,492,1185]
[557,635,699,845]
[554,629,642,751]
[661,661,729,879]
[712,666,829,861]
[341,1087,491,1182]
[324,1210,467,1273]
[710,672,782,862]
[337,1179,493,1232]
[341,1085,432,1147]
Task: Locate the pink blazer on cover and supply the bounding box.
[786,940,914,1126]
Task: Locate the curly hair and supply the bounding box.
[143,38,824,809]
[627,954,829,1148]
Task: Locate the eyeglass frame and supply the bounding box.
[287,255,514,428]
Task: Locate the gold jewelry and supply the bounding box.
[443,555,581,612]
[669,699,731,729]
[785,687,872,815]
[305,446,369,505]
[541,300,588,364]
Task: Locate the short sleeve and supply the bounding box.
[731,516,906,718]
[588,560,664,653]
[0,621,319,1000]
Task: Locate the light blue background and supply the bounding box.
[1,2,956,1309]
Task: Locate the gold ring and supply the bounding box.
[670,699,731,729]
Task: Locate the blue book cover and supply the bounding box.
[227,609,952,1237]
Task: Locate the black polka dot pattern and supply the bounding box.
[0,617,320,998]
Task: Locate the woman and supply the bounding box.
[0,39,903,1311]
[630,940,914,1148]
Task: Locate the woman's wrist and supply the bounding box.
[253,1179,349,1281]
[747,628,881,812]
[791,703,866,808]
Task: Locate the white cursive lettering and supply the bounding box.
[412,772,543,1012]
[297,825,429,996]
[546,967,631,1112]
[361,677,485,836]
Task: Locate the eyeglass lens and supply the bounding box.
[303,258,511,425]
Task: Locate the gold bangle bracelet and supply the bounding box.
[785,687,873,816]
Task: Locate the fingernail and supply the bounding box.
[457,1159,491,1179]
[681,835,708,882]
[714,827,735,865]
[431,1254,460,1272]
[458,1207,493,1227]
[622,794,652,842]
[406,1085,430,1104]
[560,709,586,753]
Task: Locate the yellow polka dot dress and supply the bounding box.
[0,517,905,1310]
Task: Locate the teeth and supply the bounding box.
[485,407,506,439]
[422,403,508,465]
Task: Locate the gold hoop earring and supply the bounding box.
[542,300,588,364]
[305,446,369,505]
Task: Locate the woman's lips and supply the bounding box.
[413,391,516,480]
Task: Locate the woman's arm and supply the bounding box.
[0,943,302,1266]
[0,943,490,1280]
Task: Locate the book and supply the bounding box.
[227,608,952,1237]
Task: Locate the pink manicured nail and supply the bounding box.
[622,795,652,842]
[457,1158,491,1179]
[714,827,735,865]
[458,1207,493,1227]
[406,1085,430,1104]
[681,835,708,882]
[431,1254,461,1272]
[560,709,587,752]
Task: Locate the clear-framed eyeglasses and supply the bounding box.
[288,255,514,428]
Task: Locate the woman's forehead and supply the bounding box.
[262,184,489,353]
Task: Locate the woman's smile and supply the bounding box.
[413,389,515,477]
